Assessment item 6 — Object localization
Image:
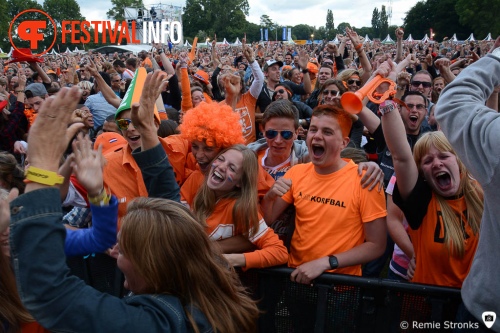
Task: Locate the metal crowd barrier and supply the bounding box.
[67,255,462,332]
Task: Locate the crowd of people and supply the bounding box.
[1,27,500,332]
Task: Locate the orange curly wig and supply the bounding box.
[179,102,245,148]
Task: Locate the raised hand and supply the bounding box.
[130,70,169,150]
[297,49,309,70]
[27,86,84,172]
[71,133,105,197]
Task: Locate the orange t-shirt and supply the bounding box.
[220,92,257,144]
[409,194,478,288]
[103,135,194,221]
[206,198,288,269]
[281,160,387,276]
[141,57,153,68]
[257,148,293,181]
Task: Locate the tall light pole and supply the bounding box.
[311,34,314,45]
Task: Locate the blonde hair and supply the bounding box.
[413,131,483,257]
[77,80,93,91]
[119,197,258,333]
[193,145,260,237]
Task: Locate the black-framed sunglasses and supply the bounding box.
[323,89,340,97]
[265,130,294,140]
[411,81,432,88]
[116,118,132,130]
[347,79,361,86]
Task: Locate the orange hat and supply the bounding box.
[46,70,56,74]
[94,132,127,155]
[5,48,44,64]
[307,62,319,74]
[282,65,292,72]
[193,70,209,85]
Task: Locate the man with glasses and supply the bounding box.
[409,70,434,132]
[110,73,122,97]
[359,91,431,188]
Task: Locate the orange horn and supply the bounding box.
[340,75,396,114]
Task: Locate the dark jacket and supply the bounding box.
[10,188,212,333]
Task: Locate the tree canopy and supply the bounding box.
[106,0,144,21]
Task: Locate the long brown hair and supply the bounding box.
[119,197,258,333]
[413,131,483,257]
[0,250,34,333]
[193,144,260,237]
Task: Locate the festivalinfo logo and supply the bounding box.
[9,8,182,56]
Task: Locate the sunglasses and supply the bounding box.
[323,89,340,97]
[116,118,132,130]
[275,89,287,95]
[404,103,426,111]
[265,130,294,140]
[411,81,432,88]
[347,79,361,86]
[112,79,121,82]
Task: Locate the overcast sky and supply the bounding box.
[37,0,420,33]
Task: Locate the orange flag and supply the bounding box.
[188,37,198,63]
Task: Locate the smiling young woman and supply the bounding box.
[192,145,288,269]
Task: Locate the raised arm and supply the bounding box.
[377,61,419,199]
[86,61,122,108]
[347,28,372,82]
[435,39,500,185]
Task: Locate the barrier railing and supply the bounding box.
[67,255,462,332]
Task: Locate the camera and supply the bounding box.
[485,315,494,322]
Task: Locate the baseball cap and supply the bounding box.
[94,132,127,155]
[263,59,284,71]
[25,83,48,98]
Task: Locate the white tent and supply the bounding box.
[363,35,372,43]
[74,46,80,53]
[483,33,493,41]
[233,37,242,46]
[465,33,476,42]
[7,47,13,57]
[184,40,192,47]
[65,47,72,53]
[331,36,340,44]
[450,33,459,43]
[0,48,3,54]
[222,38,230,45]
[50,48,58,55]
[404,34,414,43]
[421,34,430,43]
[381,34,395,44]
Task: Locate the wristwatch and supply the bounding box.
[302,68,309,74]
[328,256,339,270]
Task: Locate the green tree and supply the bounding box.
[371,7,380,38]
[316,26,327,40]
[325,9,335,40]
[379,5,389,39]
[43,0,85,50]
[5,0,45,51]
[403,0,471,40]
[456,0,500,37]
[260,14,273,28]
[0,0,10,51]
[337,22,351,35]
[106,0,144,21]
[182,0,249,41]
[292,24,315,40]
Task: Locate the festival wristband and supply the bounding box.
[88,188,111,206]
[24,166,64,186]
[378,100,398,116]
